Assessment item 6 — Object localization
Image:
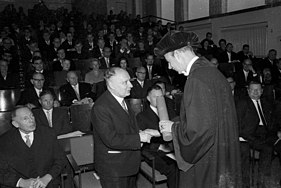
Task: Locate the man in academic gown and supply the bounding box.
[155,31,242,187]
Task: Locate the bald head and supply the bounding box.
[67,71,78,86]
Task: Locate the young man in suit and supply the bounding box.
[60,71,95,106]
[33,90,72,136]
[0,107,66,188]
[236,81,276,187]
[91,67,152,188]
[137,85,179,188]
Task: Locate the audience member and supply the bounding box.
[52,48,75,71]
[99,47,116,69]
[60,71,95,106]
[119,57,134,78]
[33,90,72,136]
[0,107,67,188]
[130,66,152,99]
[0,59,19,89]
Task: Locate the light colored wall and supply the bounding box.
[188,0,209,20]
[227,0,265,12]
[179,6,281,57]
[160,0,174,24]
[107,0,132,15]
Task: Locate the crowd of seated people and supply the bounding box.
[2,2,281,187]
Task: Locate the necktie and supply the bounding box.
[140,81,144,88]
[74,85,81,101]
[106,58,110,68]
[255,100,267,126]
[46,110,52,127]
[25,135,31,147]
[148,66,152,80]
[121,100,128,114]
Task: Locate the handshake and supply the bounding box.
[139,129,161,143]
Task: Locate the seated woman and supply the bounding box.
[84,58,105,96]
[118,57,134,79]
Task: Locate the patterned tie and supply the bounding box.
[46,110,52,127]
[74,85,81,101]
[25,135,31,147]
[121,100,128,114]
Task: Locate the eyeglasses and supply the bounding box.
[137,72,146,74]
[33,78,45,82]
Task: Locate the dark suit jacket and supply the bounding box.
[33,107,72,136]
[91,90,141,177]
[236,96,276,143]
[17,87,56,108]
[0,73,19,89]
[99,57,116,69]
[218,51,239,64]
[0,126,66,188]
[130,79,152,99]
[234,69,259,89]
[59,82,95,106]
[52,59,76,72]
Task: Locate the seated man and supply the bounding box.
[136,85,179,188]
[17,72,59,109]
[130,66,152,99]
[0,107,67,188]
[0,59,19,89]
[60,71,95,106]
[236,81,276,188]
[33,90,72,136]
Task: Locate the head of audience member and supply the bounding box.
[87,24,93,33]
[262,68,272,84]
[57,48,66,60]
[119,57,128,70]
[145,54,154,66]
[247,81,263,101]
[31,72,45,90]
[2,37,13,50]
[32,50,42,58]
[147,28,153,36]
[0,59,8,77]
[126,33,134,43]
[62,59,71,71]
[27,40,39,52]
[120,38,129,49]
[115,28,122,36]
[110,24,116,32]
[105,67,132,98]
[57,20,63,29]
[147,35,154,43]
[2,51,12,63]
[206,32,212,41]
[11,107,36,134]
[103,47,112,58]
[74,40,83,52]
[67,71,78,86]
[53,37,61,49]
[97,39,105,49]
[59,31,66,43]
[267,49,277,61]
[98,30,104,39]
[39,90,55,110]
[210,58,219,68]
[108,32,116,42]
[66,32,73,42]
[226,43,233,53]
[69,26,75,37]
[200,39,209,50]
[154,81,166,96]
[87,33,94,43]
[146,85,163,108]
[139,26,145,34]
[136,66,146,82]
[226,77,236,93]
[89,58,100,71]
[138,41,145,50]
[32,56,44,72]
[218,39,226,51]
[24,28,31,39]
[242,44,250,55]
[154,31,199,75]
[242,59,253,72]
[102,23,108,31]
[42,30,50,42]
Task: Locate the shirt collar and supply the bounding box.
[183,56,199,76]
[110,91,124,105]
[19,130,34,142]
[43,108,53,114]
[150,105,158,116]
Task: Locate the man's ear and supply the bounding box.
[30,79,34,84]
[38,99,42,105]
[174,50,181,62]
[12,120,19,128]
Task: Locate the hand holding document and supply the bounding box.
[57,131,85,139]
[143,129,161,137]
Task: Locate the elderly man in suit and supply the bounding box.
[155,31,241,187]
[33,90,72,136]
[137,84,179,188]
[130,66,152,99]
[17,72,59,109]
[91,67,152,188]
[60,71,95,106]
[0,107,66,188]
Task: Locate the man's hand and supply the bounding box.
[139,131,152,143]
[26,103,36,109]
[53,100,60,107]
[248,65,256,74]
[277,131,281,139]
[18,178,36,188]
[159,120,174,133]
[33,174,52,188]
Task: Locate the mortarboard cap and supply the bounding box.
[154,30,199,57]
